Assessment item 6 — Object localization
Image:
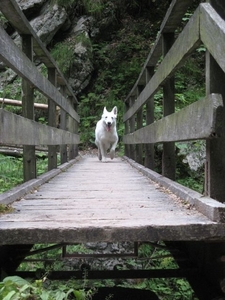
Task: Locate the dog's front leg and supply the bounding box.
[100,143,107,162]
[109,141,118,160]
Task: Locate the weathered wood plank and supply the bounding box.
[123,94,223,144]
[0,158,81,205]
[200,3,225,74]
[0,26,79,122]
[0,109,80,145]
[123,156,225,223]
[123,7,200,121]
[1,156,225,245]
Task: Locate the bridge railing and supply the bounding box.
[123,0,225,203]
[0,0,80,182]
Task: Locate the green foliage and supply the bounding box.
[0,155,23,193]
[132,243,198,300]
[82,0,105,18]
[0,76,22,107]
[0,275,95,300]
[0,154,56,193]
[0,12,7,27]
[0,204,14,215]
[50,0,75,9]
[76,33,92,50]
[51,42,74,74]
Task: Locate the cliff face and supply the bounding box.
[0,0,170,96]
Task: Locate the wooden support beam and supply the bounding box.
[129,96,136,160]
[21,34,36,182]
[60,86,68,164]
[136,85,144,165]
[144,67,155,169]
[162,32,175,180]
[48,68,58,171]
[11,268,198,280]
[124,101,130,157]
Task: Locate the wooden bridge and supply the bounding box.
[1,0,225,299]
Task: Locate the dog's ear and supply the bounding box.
[103,107,107,114]
[112,106,117,117]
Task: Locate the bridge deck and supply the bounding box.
[1,155,225,245]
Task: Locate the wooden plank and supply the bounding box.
[0,25,79,122]
[0,98,48,109]
[0,158,81,205]
[123,156,225,223]
[123,94,223,144]
[0,109,80,145]
[123,7,200,122]
[1,156,225,245]
[0,0,78,102]
[200,3,225,74]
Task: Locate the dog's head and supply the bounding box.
[102,106,117,132]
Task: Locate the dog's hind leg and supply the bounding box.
[95,140,102,161]
[95,140,102,160]
[98,148,102,161]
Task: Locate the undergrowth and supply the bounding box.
[0,154,51,193]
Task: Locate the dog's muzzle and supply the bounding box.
[106,122,112,132]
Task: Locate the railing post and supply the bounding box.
[48,68,58,170]
[60,86,67,164]
[145,67,155,169]
[205,0,225,201]
[136,85,144,164]
[124,101,130,157]
[21,34,36,182]
[68,97,78,160]
[129,95,136,160]
[74,102,79,157]
[162,32,175,180]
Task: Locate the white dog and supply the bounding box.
[95,106,118,162]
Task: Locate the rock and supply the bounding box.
[66,16,95,92]
[30,3,68,45]
[16,0,46,16]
